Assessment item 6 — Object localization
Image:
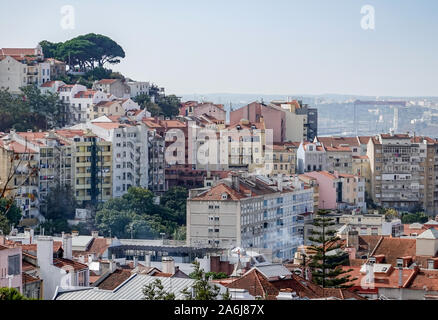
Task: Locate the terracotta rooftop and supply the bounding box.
[227,120,264,131]
[342,265,418,290]
[96,79,118,85]
[95,100,118,108]
[55,129,86,139]
[371,237,417,266]
[53,258,88,272]
[93,122,131,130]
[0,140,37,154]
[74,90,97,99]
[358,136,371,144]
[20,241,63,254]
[192,183,244,201]
[40,81,57,88]
[325,146,352,152]
[225,269,279,299]
[317,136,360,148]
[96,269,132,290]
[22,272,41,285]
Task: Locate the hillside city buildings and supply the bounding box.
[2,44,438,301]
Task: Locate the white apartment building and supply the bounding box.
[78,117,149,198]
[126,81,150,98]
[0,46,50,94]
[187,175,314,261]
[92,79,130,99]
[297,141,327,174]
[56,84,109,124]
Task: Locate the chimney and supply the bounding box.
[162,256,175,274]
[37,236,54,266]
[72,231,79,237]
[145,254,151,267]
[91,231,99,238]
[346,230,359,250]
[398,267,403,287]
[62,233,73,260]
[133,256,138,268]
[278,176,283,192]
[0,235,5,245]
[30,229,34,244]
[231,174,240,192]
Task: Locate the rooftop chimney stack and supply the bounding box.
[145,254,151,267]
[398,267,403,287]
[133,256,138,268]
[346,230,359,250]
[37,236,54,266]
[62,233,73,260]
[162,256,175,274]
[231,174,240,192]
[92,231,99,238]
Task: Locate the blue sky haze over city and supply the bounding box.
[1,0,437,96]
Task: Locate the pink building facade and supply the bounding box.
[180,102,226,121]
[304,171,366,212]
[230,102,285,143]
[0,238,22,292]
[305,171,340,210]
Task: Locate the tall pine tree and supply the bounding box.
[308,209,356,289]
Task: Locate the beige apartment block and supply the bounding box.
[367,133,438,215]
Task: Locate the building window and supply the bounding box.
[8,254,20,275]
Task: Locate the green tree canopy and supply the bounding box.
[181,261,229,300]
[94,187,180,239]
[0,198,22,229]
[0,287,33,300]
[160,186,188,225]
[39,33,125,71]
[401,211,429,224]
[41,183,77,221]
[142,279,175,300]
[0,87,68,132]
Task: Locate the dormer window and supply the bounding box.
[396,258,403,268]
[369,257,376,264]
[221,193,228,200]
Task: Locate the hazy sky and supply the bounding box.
[1,0,437,96]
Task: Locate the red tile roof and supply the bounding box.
[225,269,279,299]
[20,241,63,253]
[341,265,418,290]
[371,237,417,266]
[358,136,371,144]
[40,81,57,88]
[74,90,97,99]
[192,183,245,201]
[96,79,118,85]
[96,269,132,290]
[53,258,88,271]
[0,48,39,56]
[22,272,41,284]
[0,140,37,154]
[317,137,360,148]
[55,129,86,139]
